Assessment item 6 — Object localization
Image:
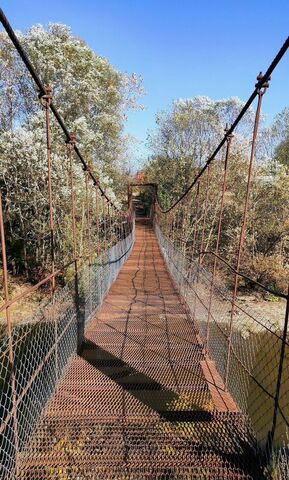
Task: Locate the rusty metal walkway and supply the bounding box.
[17,221,260,479]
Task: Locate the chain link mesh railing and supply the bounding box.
[0,219,135,479]
[155,223,289,478]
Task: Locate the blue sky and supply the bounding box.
[1,1,289,162]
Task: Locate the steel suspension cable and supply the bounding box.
[0,8,120,211]
[156,35,289,213]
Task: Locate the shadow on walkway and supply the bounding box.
[81,339,212,422]
[81,338,264,479]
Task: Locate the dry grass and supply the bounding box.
[0,278,47,327]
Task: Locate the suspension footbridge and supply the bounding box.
[0,9,288,480]
[15,220,260,479]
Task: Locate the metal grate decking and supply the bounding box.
[17,220,261,479]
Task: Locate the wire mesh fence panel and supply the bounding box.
[0,221,135,479]
[155,224,289,477]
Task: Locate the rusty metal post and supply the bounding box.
[185,198,192,276]
[181,195,189,257]
[118,210,122,244]
[124,212,128,242]
[166,209,172,246]
[95,187,100,255]
[225,74,269,389]
[191,182,200,257]
[107,202,111,246]
[127,183,131,210]
[111,205,115,245]
[85,165,92,316]
[153,202,157,230]
[41,86,55,291]
[206,128,233,348]
[123,210,128,252]
[111,205,115,244]
[215,127,233,262]
[125,208,130,241]
[118,209,123,243]
[191,182,201,323]
[159,203,162,231]
[190,182,201,323]
[125,211,128,240]
[102,195,106,249]
[67,133,77,262]
[125,212,128,241]
[166,208,170,238]
[41,85,58,380]
[112,207,116,244]
[0,192,19,469]
[173,207,179,249]
[163,209,168,237]
[171,210,175,241]
[267,284,289,456]
[85,167,91,260]
[199,166,211,262]
[115,208,119,242]
[177,206,182,250]
[67,133,83,349]
[195,170,210,294]
[194,168,211,323]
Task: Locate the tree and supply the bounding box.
[0,23,143,175]
[145,97,289,293]
[0,23,143,279]
[145,96,254,206]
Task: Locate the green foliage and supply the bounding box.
[266,293,280,303]
[145,97,289,293]
[146,96,254,205]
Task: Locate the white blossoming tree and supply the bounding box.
[0,23,143,279]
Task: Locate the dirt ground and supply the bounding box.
[0,280,46,331]
[236,293,287,330]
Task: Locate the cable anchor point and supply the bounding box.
[255,72,270,95]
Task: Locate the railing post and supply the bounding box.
[191,182,201,322]
[40,85,58,380]
[85,165,92,317]
[95,186,100,255]
[102,195,107,247]
[225,74,269,389]
[108,202,111,246]
[67,133,83,350]
[111,205,115,245]
[191,182,200,257]
[127,183,131,210]
[206,127,233,349]
[85,166,91,259]
[41,85,55,289]
[67,133,77,260]
[170,210,174,245]
[266,284,289,457]
[0,192,19,472]
[121,214,126,242]
[199,165,211,264]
